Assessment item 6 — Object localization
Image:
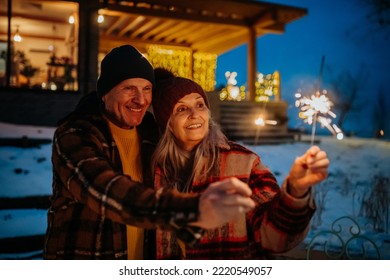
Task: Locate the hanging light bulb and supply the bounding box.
[97,10,105,23]
[97,8,106,24]
[13,25,22,42]
[69,14,75,24]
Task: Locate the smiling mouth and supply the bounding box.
[126,106,142,112]
[186,123,202,129]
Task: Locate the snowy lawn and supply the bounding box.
[0,122,389,259]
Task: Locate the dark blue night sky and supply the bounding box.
[216,0,390,139]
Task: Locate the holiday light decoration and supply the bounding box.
[147,45,216,91]
[255,71,280,102]
[147,45,192,77]
[193,52,217,92]
[220,70,280,102]
[219,71,246,101]
[295,89,343,144]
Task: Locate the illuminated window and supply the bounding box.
[0,0,79,91]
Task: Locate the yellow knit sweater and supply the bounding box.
[107,120,144,260]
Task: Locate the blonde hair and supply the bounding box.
[151,113,228,192]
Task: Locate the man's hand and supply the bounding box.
[287,145,330,197]
[192,177,255,229]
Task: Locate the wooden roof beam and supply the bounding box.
[104,3,248,26]
[104,15,128,36]
[252,10,278,27]
[257,23,285,34]
[100,34,191,50]
[0,31,65,42]
[153,21,192,41]
[163,22,205,43]
[118,15,145,37]
[0,11,67,25]
[139,20,178,40]
[130,18,161,38]
[197,33,248,54]
[173,23,206,43]
[180,24,227,44]
[191,28,247,51]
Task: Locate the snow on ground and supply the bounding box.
[0,122,389,259]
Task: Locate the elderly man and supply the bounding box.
[43,45,254,259]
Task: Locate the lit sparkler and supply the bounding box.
[254,114,277,145]
[255,115,278,126]
[295,89,343,145]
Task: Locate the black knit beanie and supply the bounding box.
[96,45,155,98]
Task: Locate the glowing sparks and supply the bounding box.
[254,114,277,145]
[295,89,343,143]
[255,115,277,126]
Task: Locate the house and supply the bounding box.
[0,0,306,142]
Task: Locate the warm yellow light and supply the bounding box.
[255,116,265,126]
[98,14,104,23]
[229,86,240,99]
[69,15,75,24]
[13,33,22,42]
[255,115,277,126]
[13,26,22,42]
[265,120,277,125]
[50,82,57,91]
[147,46,216,91]
[254,71,280,102]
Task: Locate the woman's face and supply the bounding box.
[169,93,209,152]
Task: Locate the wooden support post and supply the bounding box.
[5,0,12,87]
[247,27,257,101]
[78,0,100,95]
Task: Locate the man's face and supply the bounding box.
[102,78,152,128]
[169,93,209,152]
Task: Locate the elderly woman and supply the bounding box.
[151,68,329,259]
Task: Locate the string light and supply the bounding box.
[220,70,279,102]
[220,71,246,101]
[13,25,22,42]
[147,45,216,91]
[255,71,280,102]
[193,52,217,91]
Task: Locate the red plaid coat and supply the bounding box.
[154,141,316,259]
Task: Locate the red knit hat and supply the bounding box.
[152,68,210,130]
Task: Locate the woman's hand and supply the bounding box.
[287,145,329,198]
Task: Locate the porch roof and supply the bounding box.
[98,0,307,54]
